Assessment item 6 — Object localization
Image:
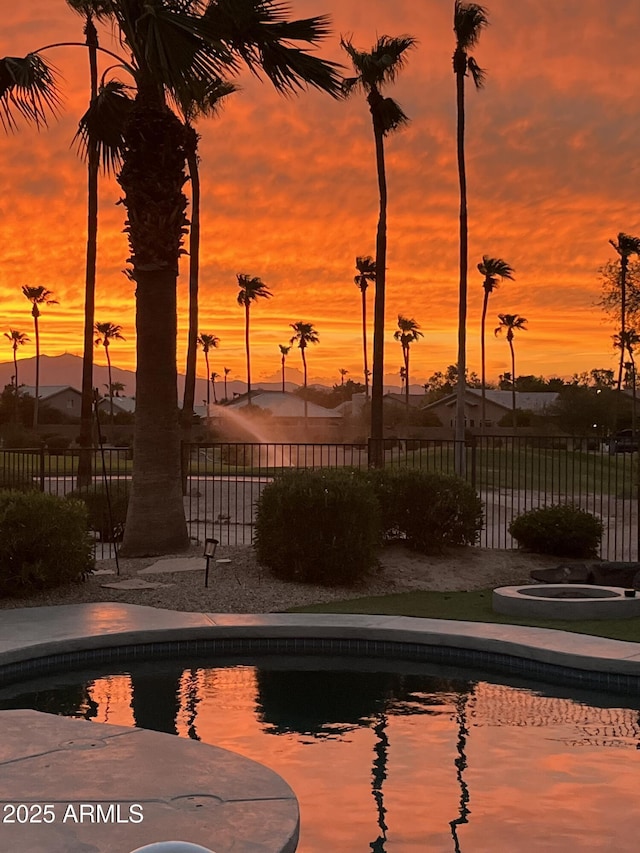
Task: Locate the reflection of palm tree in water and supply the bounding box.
[369,712,389,852]
[184,668,201,741]
[449,691,473,853]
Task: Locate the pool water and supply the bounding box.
[2,657,640,852]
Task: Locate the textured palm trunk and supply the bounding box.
[204,349,210,414]
[509,335,517,431]
[281,354,285,393]
[480,287,489,435]
[362,287,369,400]
[12,346,19,423]
[245,302,251,403]
[181,129,200,431]
[301,347,308,422]
[77,15,99,489]
[32,309,40,431]
[617,256,628,393]
[369,93,387,469]
[118,85,189,556]
[404,345,410,411]
[105,342,114,427]
[454,59,468,476]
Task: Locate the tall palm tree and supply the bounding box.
[278,344,291,394]
[478,255,514,431]
[4,330,30,423]
[453,1,489,473]
[223,366,231,402]
[613,328,640,435]
[342,35,416,467]
[495,313,527,429]
[3,0,342,557]
[237,274,272,403]
[290,321,320,421]
[94,321,125,427]
[210,371,219,404]
[609,233,640,393]
[394,315,423,410]
[354,255,376,401]
[180,78,236,434]
[197,333,219,416]
[21,285,58,430]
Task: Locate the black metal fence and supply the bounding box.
[1,436,638,560]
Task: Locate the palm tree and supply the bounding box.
[197,333,219,416]
[342,35,416,467]
[180,78,236,434]
[339,368,349,386]
[354,255,376,401]
[210,371,219,404]
[394,315,423,411]
[4,0,342,557]
[609,233,640,393]
[21,285,58,430]
[495,313,527,429]
[478,256,514,431]
[613,328,640,436]
[453,1,489,473]
[278,345,291,394]
[237,274,272,403]
[290,321,320,421]
[94,321,125,427]
[4,330,30,423]
[223,366,231,402]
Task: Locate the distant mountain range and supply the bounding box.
[0,353,416,397]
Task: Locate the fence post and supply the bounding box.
[39,446,45,492]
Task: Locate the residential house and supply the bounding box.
[422,389,560,432]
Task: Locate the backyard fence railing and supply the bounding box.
[1,436,638,560]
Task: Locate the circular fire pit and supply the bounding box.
[493,584,640,620]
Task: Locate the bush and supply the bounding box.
[363,467,484,553]
[1,427,44,449]
[67,481,130,541]
[254,468,380,586]
[509,503,603,558]
[45,434,71,453]
[0,490,94,596]
[0,466,37,492]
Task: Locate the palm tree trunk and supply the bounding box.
[32,311,39,431]
[211,375,217,404]
[362,287,369,400]
[509,337,517,431]
[369,95,387,469]
[245,302,251,403]
[404,346,410,411]
[105,343,114,428]
[77,14,99,489]
[454,63,467,476]
[480,288,489,435]
[118,86,189,556]
[12,346,19,424]
[204,349,210,414]
[281,354,285,393]
[181,131,200,432]
[617,256,627,393]
[302,347,308,422]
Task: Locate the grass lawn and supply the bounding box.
[289,588,640,642]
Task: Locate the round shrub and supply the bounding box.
[363,467,484,552]
[45,434,71,453]
[254,468,380,586]
[67,481,130,541]
[508,503,603,558]
[0,490,94,596]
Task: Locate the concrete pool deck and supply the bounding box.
[3,603,640,852]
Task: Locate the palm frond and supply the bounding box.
[478,255,514,282]
[454,1,489,50]
[377,96,410,135]
[467,56,486,89]
[0,54,61,131]
[340,34,416,90]
[73,79,133,173]
[611,232,640,259]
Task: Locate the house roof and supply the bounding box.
[223,391,343,419]
[384,392,425,408]
[99,396,136,414]
[20,385,80,399]
[423,389,559,413]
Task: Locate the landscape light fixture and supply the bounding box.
[204,537,219,588]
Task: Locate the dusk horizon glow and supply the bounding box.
[2,1,638,389]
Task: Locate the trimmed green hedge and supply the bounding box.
[0,490,94,596]
[509,503,603,558]
[254,469,380,586]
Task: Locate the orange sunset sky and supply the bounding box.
[2,0,640,389]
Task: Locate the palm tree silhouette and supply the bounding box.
[94,321,125,427]
[354,255,376,401]
[278,345,291,394]
[339,368,349,386]
[210,371,219,404]
[197,333,219,416]
[478,256,514,431]
[223,366,231,402]
[4,330,30,423]
[237,274,272,404]
[453,1,489,473]
[21,285,58,430]
[2,1,342,557]
[342,35,416,467]
[290,321,320,422]
[609,233,640,393]
[495,313,528,429]
[394,315,423,411]
[613,328,640,435]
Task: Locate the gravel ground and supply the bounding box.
[0,544,565,613]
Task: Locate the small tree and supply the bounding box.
[4,330,29,423]
[21,285,58,429]
[394,315,423,410]
[94,321,125,427]
[495,314,527,429]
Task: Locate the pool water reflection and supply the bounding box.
[1,657,639,852]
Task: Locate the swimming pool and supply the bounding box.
[2,655,640,852]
